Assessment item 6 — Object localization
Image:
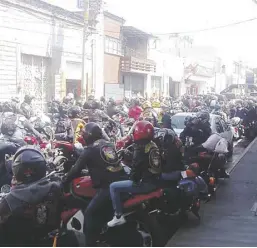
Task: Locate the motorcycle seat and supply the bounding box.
[54,141,73,152]
[123,189,163,208]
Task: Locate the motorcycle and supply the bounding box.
[30,112,55,140]
[230,117,244,140]
[183,135,228,196]
[61,175,164,246]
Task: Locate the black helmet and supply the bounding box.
[83,122,102,145]
[88,95,95,101]
[196,111,210,124]
[58,103,69,115]
[91,100,101,110]
[12,146,47,184]
[24,94,35,104]
[68,106,81,118]
[100,96,106,103]
[2,102,13,112]
[83,101,91,109]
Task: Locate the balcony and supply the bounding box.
[121,47,156,74]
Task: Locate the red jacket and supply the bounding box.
[128,106,143,121]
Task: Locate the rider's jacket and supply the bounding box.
[245,107,257,123]
[1,113,41,140]
[130,141,162,183]
[0,179,62,246]
[141,108,158,127]
[180,122,212,147]
[55,115,73,141]
[235,108,248,121]
[20,102,34,119]
[153,128,184,173]
[70,118,86,143]
[128,106,143,121]
[87,109,111,124]
[65,139,126,188]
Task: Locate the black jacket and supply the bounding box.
[130,141,162,183]
[65,139,126,188]
[154,128,184,173]
[0,179,62,246]
[180,122,211,147]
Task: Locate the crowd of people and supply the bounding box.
[0,92,257,246]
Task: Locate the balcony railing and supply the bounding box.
[120,56,156,74]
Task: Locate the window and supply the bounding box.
[105,36,123,56]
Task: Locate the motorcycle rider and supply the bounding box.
[107,121,162,227]
[63,92,75,106]
[1,102,43,144]
[87,99,118,141]
[128,98,143,121]
[55,103,74,142]
[68,106,86,143]
[154,127,184,174]
[141,100,158,127]
[180,112,212,147]
[0,146,62,246]
[63,122,126,246]
[20,94,35,119]
[158,103,172,129]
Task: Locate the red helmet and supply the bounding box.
[133,121,154,142]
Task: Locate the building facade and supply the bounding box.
[0,0,103,108]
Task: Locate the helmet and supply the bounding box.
[100,96,106,103]
[58,103,69,115]
[131,98,140,106]
[88,95,95,101]
[66,93,74,100]
[83,122,103,145]
[91,100,101,110]
[83,101,91,109]
[68,106,81,118]
[24,94,35,104]
[196,111,210,124]
[133,121,154,142]
[12,146,47,184]
[184,116,193,126]
[2,102,13,112]
[142,101,152,109]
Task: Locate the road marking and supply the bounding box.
[233,139,242,147]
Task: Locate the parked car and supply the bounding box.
[171,112,234,156]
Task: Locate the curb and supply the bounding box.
[227,136,257,174]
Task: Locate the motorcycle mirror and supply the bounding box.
[1,184,11,194]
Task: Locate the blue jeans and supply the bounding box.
[83,188,110,246]
[109,180,157,216]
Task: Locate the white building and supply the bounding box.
[0,0,104,108]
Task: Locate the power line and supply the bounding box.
[153,17,257,35]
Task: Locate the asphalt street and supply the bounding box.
[160,138,252,245]
[166,136,257,246]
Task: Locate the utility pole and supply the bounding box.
[81,0,90,101]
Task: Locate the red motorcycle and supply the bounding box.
[59,175,164,247]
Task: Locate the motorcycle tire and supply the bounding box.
[107,211,165,247]
[126,211,165,247]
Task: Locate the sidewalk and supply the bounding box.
[166,138,257,247]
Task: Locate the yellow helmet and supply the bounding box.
[142,101,152,109]
[152,100,160,108]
